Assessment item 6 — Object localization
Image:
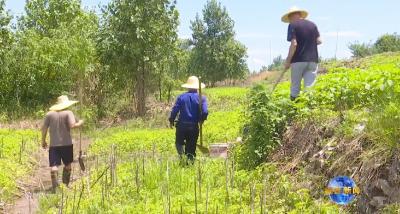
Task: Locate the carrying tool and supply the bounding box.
[271,69,288,92]
[78,128,85,171]
[196,76,210,154]
[78,77,85,171]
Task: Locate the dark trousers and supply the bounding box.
[175,123,199,161]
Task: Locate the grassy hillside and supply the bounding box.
[236,52,400,213]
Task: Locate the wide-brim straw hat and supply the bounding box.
[281,6,308,23]
[49,95,78,111]
[181,76,206,89]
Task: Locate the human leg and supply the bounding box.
[59,145,74,186]
[184,125,199,162]
[303,62,318,90]
[290,62,307,100]
[175,127,185,158]
[49,147,61,191]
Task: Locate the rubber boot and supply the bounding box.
[62,168,71,186]
[50,171,59,193]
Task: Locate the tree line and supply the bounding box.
[0,0,248,119]
[349,33,400,58]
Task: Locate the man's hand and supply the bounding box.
[71,120,84,128]
[76,120,84,127]
[168,118,174,129]
[42,140,48,149]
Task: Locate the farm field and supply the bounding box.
[0,52,399,213]
[1,0,400,213]
[36,52,400,213]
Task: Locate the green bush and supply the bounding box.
[235,85,294,169]
[367,101,400,149]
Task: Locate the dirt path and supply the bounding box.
[5,138,91,214]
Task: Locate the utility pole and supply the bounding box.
[334,29,339,60]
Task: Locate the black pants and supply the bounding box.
[175,123,199,161]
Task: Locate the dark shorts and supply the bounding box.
[49,145,74,167]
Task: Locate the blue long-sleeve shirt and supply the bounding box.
[169,91,208,124]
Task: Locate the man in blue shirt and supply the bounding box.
[169,76,208,161]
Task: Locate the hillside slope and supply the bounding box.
[259,52,400,213]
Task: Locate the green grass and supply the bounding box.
[0,129,40,205]
[38,85,346,213]
[45,68,400,214]
[90,87,248,156]
[90,107,243,156]
[173,87,249,112]
[39,158,340,213]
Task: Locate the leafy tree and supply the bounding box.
[374,33,400,53]
[0,0,12,56]
[1,0,98,115]
[0,0,13,112]
[20,0,82,36]
[0,0,12,68]
[98,0,179,116]
[349,33,400,58]
[267,55,284,71]
[348,42,375,58]
[190,0,248,86]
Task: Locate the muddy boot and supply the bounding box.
[50,171,59,193]
[62,168,71,186]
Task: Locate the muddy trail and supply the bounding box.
[5,138,92,214]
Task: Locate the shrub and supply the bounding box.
[235,85,294,169]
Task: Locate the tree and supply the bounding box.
[190,0,248,86]
[267,55,284,71]
[348,33,400,58]
[1,0,98,115]
[0,0,12,57]
[98,0,179,116]
[374,33,400,53]
[20,0,82,36]
[348,42,375,58]
[0,0,13,111]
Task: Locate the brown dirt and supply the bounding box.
[0,120,42,130]
[271,119,400,213]
[246,70,278,84]
[4,137,91,214]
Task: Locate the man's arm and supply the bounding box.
[71,120,84,128]
[284,38,297,70]
[41,116,49,148]
[169,96,181,127]
[41,125,48,148]
[201,96,208,122]
[68,111,84,129]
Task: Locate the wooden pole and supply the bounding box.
[198,76,203,146]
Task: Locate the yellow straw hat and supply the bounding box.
[281,6,308,23]
[49,95,78,111]
[181,76,206,89]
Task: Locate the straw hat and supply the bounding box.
[281,6,308,23]
[181,76,205,89]
[49,95,78,111]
